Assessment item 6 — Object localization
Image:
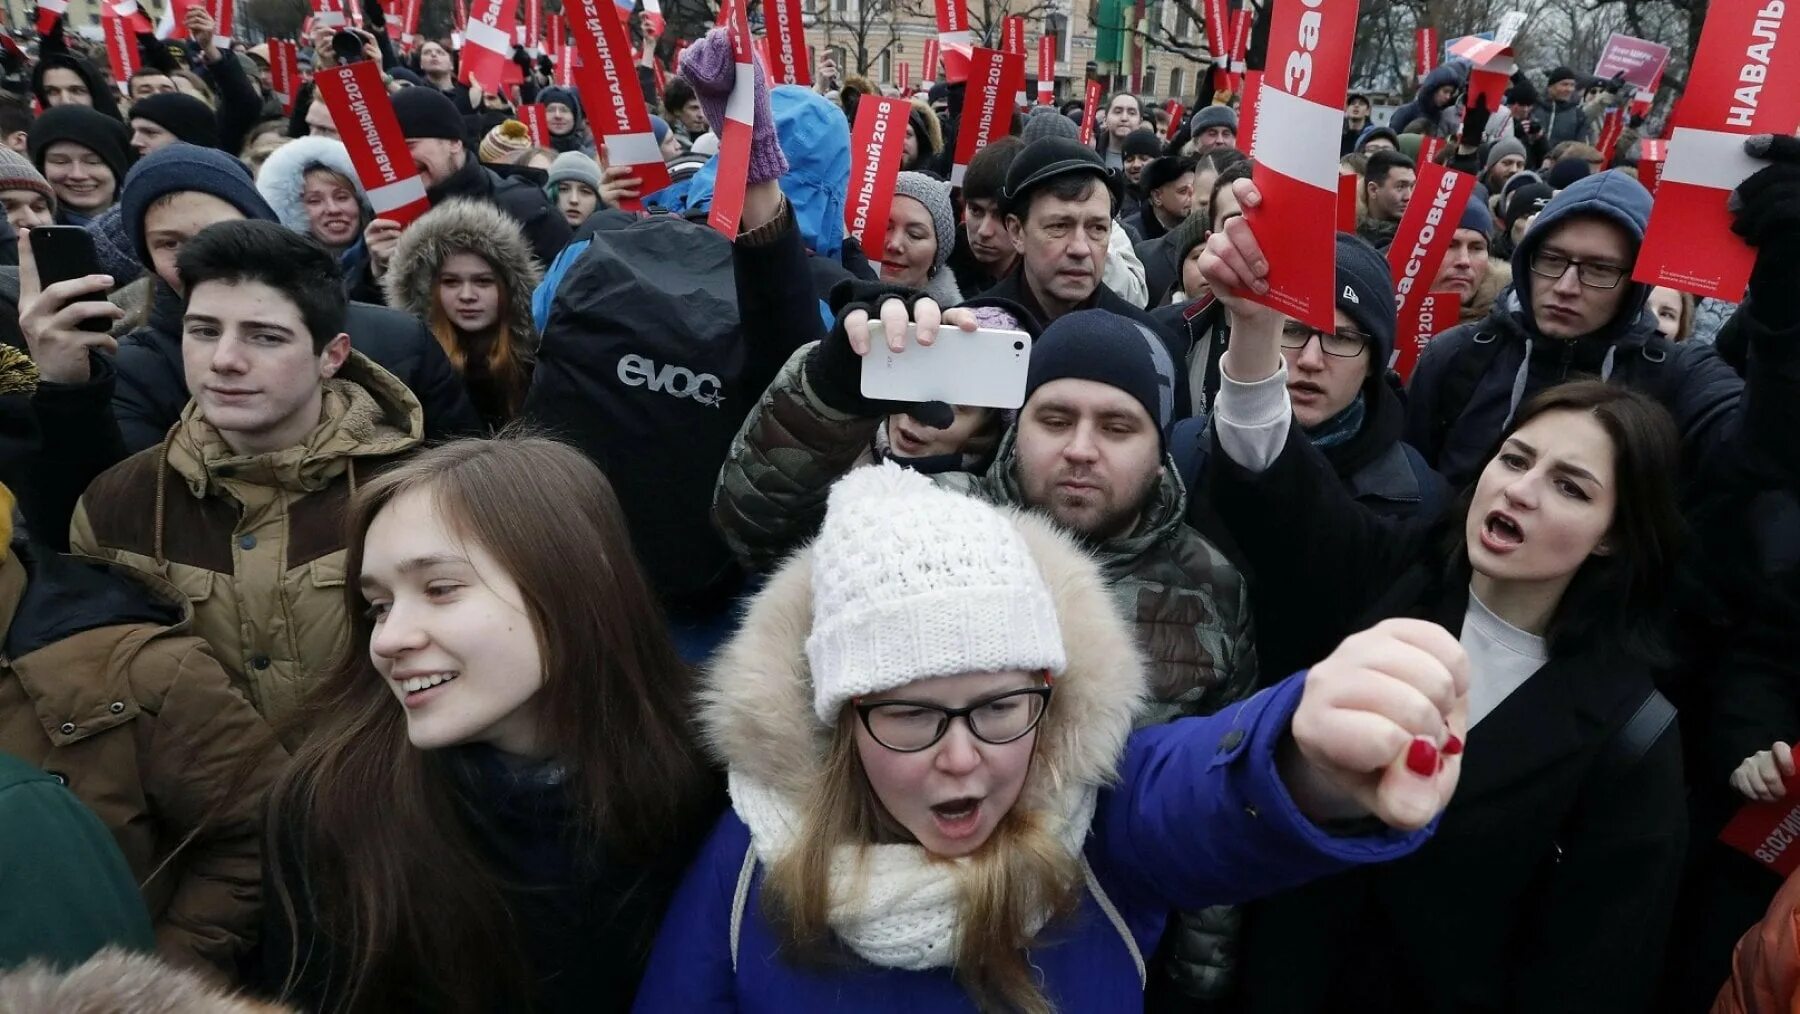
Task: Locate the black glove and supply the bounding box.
[512,45,532,72]
[361,0,387,29]
[805,280,955,427]
[138,33,181,73]
[1462,95,1491,145]
[1730,134,1800,327]
[537,53,553,76]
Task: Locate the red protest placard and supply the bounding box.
[935,0,971,81]
[1002,14,1025,54]
[167,0,234,44]
[565,0,671,209]
[1386,161,1475,376]
[1205,0,1230,77]
[1466,67,1508,120]
[519,0,540,48]
[1235,69,1260,154]
[1078,77,1102,145]
[1337,171,1357,234]
[459,0,522,89]
[520,103,549,145]
[924,38,941,81]
[1721,778,1800,877]
[767,0,809,85]
[897,61,911,92]
[1229,7,1250,73]
[270,38,300,113]
[312,0,350,28]
[1640,137,1668,192]
[1392,291,1458,382]
[1242,0,1359,331]
[315,61,433,226]
[1595,106,1625,163]
[1594,32,1670,111]
[400,0,421,42]
[1634,0,1800,302]
[707,0,755,236]
[1413,26,1437,81]
[951,47,1020,188]
[1165,101,1184,141]
[1418,134,1445,164]
[844,95,909,269]
[101,8,138,94]
[1037,34,1054,103]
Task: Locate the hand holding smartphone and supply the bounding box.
[27,226,111,334]
[860,321,1033,410]
[18,225,122,384]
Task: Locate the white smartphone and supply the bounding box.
[859,322,1033,410]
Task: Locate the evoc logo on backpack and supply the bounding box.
[616,354,725,408]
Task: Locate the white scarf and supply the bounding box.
[727,769,1097,971]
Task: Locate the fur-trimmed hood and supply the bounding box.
[383,198,543,349]
[701,503,1149,820]
[254,136,369,237]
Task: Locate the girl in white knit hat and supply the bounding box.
[635,460,1470,1013]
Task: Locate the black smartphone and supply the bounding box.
[333,30,366,65]
[29,225,111,333]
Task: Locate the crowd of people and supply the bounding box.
[0,6,1797,1013]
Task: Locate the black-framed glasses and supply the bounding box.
[1529,250,1626,289]
[1280,320,1370,358]
[853,686,1054,753]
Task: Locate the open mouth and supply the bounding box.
[1481,511,1524,550]
[930,797,983,838]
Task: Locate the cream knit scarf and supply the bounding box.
[727,769,1097,971]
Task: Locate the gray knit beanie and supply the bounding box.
[546,150,603,193]
[1483,136,1527,174]
[893,170,955,277]
[1022,106,1079,145]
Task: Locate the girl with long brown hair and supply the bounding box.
[260,436,720,1013]
[634,458,1471,1013]
[384,199,540,431]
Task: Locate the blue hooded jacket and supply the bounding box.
[1403,169,1747,488]
[1388,60,1468,136]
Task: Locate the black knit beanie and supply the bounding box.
[1026,309,1174,445]
[1333,233,1396,371]
[128,92,220,150]
[27,105,132,187]
[1121,129,1164,159]
[393,86,468,142]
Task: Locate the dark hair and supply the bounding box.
[1010,171,1113,223]
[1365,148,1416,187]
[1444,380,1683,661]
[1209,158,1254,231]
[1195,146,1247,176]
[266,435,720,1013]
[0,96,32,140]
[176,220,347,351]
[963,136,1024,203]
[662,75,697,115]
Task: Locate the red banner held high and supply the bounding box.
[707,0,756,236]
[1413,26,1437,81]
[1640,138,1668,192]
[1721,772,1800,877]
[1243,0,1359,331]
[1337,171,1358,234]
[101,9,139,95]
[1235,68,1260,154]
[844,95,909,270]
[312,0,350,28]
[1002,14,1026,54]
[897,61,911,92]
[459,0,522,88]
[934,0,971,81]
[1078,77,1102,145]
[315,61,433,226]
[520,103,549,145]
[951,46,1021,187]
[1634,0,1800,301]
[1386,161,1475,380]
[1166,101,1184,141]
[924,37,941,81]
[270,38,300,113]
[565,0,671,209]
[1036,34,1054,103]
[1595,106,1625,164]
[766,0,809,84]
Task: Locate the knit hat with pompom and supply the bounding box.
[478,120,532,165]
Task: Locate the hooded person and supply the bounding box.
[637,459,1449,1011]
[126,92,219,157]
[903,97,944,173]
[383,198,542,432]
[1388,61,1468,137]
[30,50,121,121]
[253,135,373,293]
[1403,167,1765,491]
[535,85,596,156]
[27,106,131,225]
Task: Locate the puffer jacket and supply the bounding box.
[714,348,1258,718]
[69,353,422,739]
[1714,865,1800,1014]
[384,198,543,431]
[0,544,286,974]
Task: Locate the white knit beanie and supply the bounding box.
[805,463,1066,723]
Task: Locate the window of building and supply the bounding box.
[1170,66,1185,102]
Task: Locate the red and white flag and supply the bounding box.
[1386,161,1476,380]
[766,0,809,84]
[1078,76,1101,145]
[1229,7,1250,74]
[36,0,67,36]
[951,46,1021,187]
[706,0,756,235]
[270,38,301,113]
[844,95,909,269]
[315,60,434,226]
[1242,0,1359,330]
[1205,0,1230,83]
[934,0,972,82]
[1635,0,1800,301]
[459,0,522,89]
[1036,34,1054,104]
[517,0,541,50]
[1447,10,1525,67]
[565,0,670,209]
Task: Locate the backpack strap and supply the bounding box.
[1430,329,1509,458]
[1596,689,1677,784]
[1081,856,1147,989]
[730,843,757,973]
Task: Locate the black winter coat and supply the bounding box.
[111,285,482,453]
[976,267,1181,357]
[1206,427,1685,1014]
[427,155,572,269]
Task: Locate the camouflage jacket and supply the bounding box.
[714,346,1259,718]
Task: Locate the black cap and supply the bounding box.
[128,92,220,149]
[393,86,468,142]
[1547,65,1577,86]
[1141,154,1193,194]
[1002,137,1115,215]
[1121,128,1163,159]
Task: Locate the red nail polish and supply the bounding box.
[1406,738,1439,777]
[1443,735,1464,757]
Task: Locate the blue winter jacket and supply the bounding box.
[631,674,1432,1012]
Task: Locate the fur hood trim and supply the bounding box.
[383,198,543,350]
[908,97,944,156]
[701,504,1149,813]
[254,136,368,236]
